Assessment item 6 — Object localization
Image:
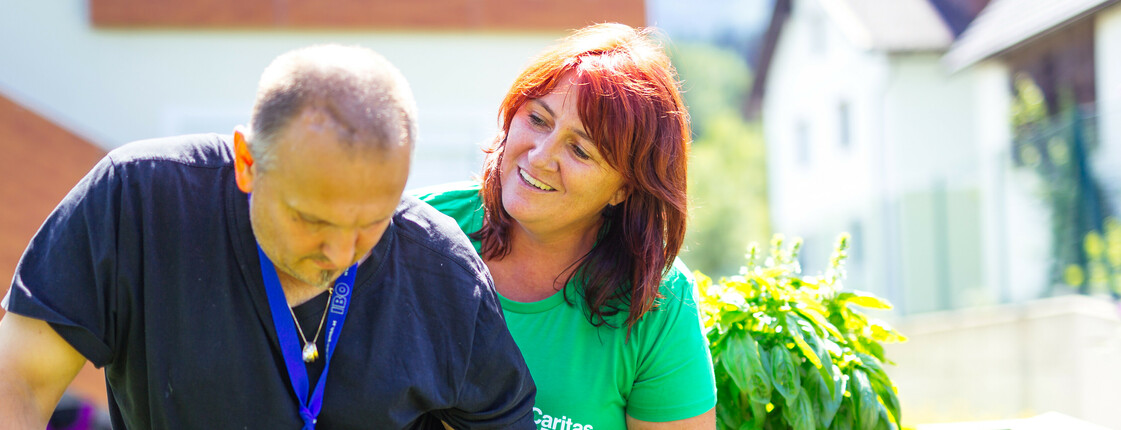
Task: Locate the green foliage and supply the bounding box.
[697,234,906,429]
[669,43,770,276]
[1010,73,1115,295]
[668,42,753,137]
[1078,217,1121,295]
[685,115,771,276]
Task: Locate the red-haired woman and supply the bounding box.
[418,23,716,429]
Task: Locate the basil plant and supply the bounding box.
[697,234,906,430]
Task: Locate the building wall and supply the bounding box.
[762,0,892,297]
[0,0,564,189]
[762,0,986,313]
[880,53,985,313]
[87,0,645,30]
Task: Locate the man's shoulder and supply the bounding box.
[391,195,487,276]
[106,133,233,170]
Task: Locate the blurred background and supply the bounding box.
[1,0,1118,428]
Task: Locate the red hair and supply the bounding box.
[474,23,690,330]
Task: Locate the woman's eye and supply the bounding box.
[528,113,547,127]
[572,144,591,160]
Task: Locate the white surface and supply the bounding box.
[888,296,1121,428]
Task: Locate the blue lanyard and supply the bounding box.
[257,246,356,430]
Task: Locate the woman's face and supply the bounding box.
[499,75,628,240]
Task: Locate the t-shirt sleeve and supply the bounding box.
[2,154,124,367]
[625,259,717,422]
[438,284,536,429]
[411,181,485,239]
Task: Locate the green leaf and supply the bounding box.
[715,384,740,430]
[794,306,844,340]
[808,325,837,386]
[838,291,893,309]
[858,353,901,428]
[875,384,901,428]
[785,314,822,369]
[803,361,843,429]
[721,334,750,393]
[722,332,772,405]
[830,401,855,430]
[866,341,886,364]
[749,400,767,430]
[851,369,881,430]
[781,390,816,430]
[869,321,907,343]
[769,344,801,406]
[720,310,754,327]
[814,363,845,428]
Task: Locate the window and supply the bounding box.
[808,9,827,55]
[796,120,811,165]
[838,101,852,149]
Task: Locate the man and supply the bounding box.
[0,45,535,429]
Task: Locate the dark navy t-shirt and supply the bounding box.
[3,134,535,429]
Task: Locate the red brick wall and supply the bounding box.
[91,0,646,30]
[0,93,108,407]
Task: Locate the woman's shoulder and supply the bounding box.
[410,181,481,206]
[619,257,700,334]
[409,181,485,239]
[656,257,698,307]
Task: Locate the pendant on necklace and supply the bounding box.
[302,343,319,363]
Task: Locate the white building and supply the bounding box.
[753,0,989,314]
[753,0,1121,425]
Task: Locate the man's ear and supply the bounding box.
[233,128,256,194]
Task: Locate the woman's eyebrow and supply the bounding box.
[530,99,592,142]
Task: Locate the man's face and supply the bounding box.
[238,109,411,289]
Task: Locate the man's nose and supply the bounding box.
[321,229,357,269]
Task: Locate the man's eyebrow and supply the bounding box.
[296,207,390,228]
[294,209,329,224]
[529,99,592,142]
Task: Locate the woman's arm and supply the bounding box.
[627,408,715,429]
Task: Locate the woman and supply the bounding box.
[418,23,715,429]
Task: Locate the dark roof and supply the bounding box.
[928,0,992,36]
[945,0,1121,70]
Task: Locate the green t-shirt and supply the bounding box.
[414,181,716,430]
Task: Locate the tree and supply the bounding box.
[669,42,771,275]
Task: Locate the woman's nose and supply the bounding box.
[526,134,559,170]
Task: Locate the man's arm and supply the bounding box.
[0,312,88,428]
[437,293,536,429]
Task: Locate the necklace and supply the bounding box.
[288,288,332,363]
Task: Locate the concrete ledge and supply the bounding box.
[884,295,1121,428]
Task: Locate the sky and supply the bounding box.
[647,0,773,42]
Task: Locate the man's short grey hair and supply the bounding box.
[247,44,418,170]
